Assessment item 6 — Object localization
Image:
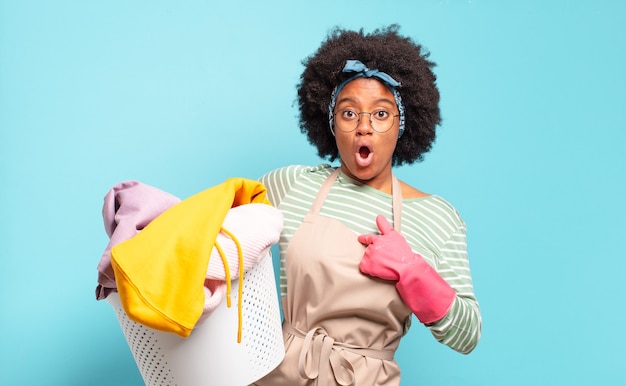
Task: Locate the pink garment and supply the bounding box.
[97,181,283,325]
[198,203,283,324]
[96,180,181,300]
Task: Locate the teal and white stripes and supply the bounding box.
[260,163,481,354]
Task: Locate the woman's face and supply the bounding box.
[333,77,400,192]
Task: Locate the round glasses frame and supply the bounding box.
[332,109,400,133]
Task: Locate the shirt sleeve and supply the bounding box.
[426,225,482,354]
[259,164,313,298]
[259,165,310,207]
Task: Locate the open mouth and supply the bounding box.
[356,145,373,167]
[359,146,371,159]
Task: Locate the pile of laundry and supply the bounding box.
[95,178,283,339]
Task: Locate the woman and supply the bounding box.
[254,25,481,386]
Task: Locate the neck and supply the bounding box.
[339,164,394,194]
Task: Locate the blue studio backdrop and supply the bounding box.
[1,1,625,385]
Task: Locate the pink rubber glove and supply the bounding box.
[358,215,456,324]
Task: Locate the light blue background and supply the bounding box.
[1,1,625,385]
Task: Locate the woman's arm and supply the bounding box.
[259,165,309,207]
[426,226,482,354]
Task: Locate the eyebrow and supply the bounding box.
[335,96,396,107]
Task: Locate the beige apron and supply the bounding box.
[254,169,411,386]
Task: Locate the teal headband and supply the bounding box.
[328,60,406,137]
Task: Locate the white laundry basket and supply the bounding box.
[106,253,285,386]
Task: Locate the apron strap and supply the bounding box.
[309,168,340,215]
[311,168,403,231]
[391,174,402,233]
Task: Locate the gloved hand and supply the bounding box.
[358,215,456,324]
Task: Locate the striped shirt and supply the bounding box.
[260,164,481,354]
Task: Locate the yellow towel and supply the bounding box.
[110,178,270,338]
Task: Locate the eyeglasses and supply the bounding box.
[333,109,400,133]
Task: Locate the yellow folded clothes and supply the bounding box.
[110,177,270,338]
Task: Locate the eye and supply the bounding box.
[372,109,390,121]
[339,109,358,121]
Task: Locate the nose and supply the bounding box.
[355,112,373,135]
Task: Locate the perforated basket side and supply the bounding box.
[112,302,177,385]
[107,253,284,386]
[239,254,285,380]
